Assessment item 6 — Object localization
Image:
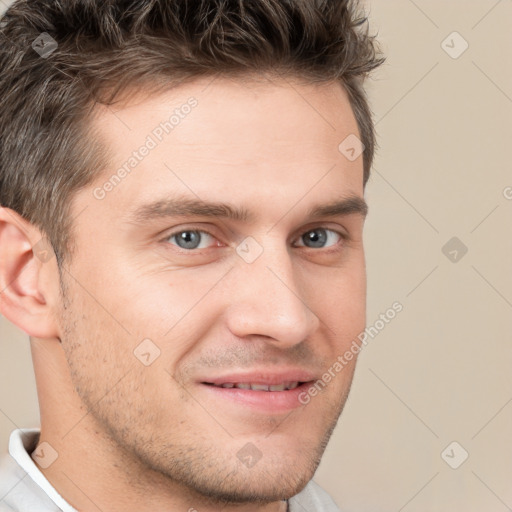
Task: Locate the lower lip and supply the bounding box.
[199,382,313,413]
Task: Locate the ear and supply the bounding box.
[0,207,60,339]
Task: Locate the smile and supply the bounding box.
[204,381,302,391]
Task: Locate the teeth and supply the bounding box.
[269,383,286,391]
[250,383,270,391]
[214,381,300,391]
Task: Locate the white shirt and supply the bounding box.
[0,429,341,512]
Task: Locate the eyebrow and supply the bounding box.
[125,194,368,226]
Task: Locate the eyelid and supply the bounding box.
[295,223,349,240]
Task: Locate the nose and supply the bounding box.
[225,243,320,348]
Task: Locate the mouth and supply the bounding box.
[202,381,303,391]
[198,371,317,413]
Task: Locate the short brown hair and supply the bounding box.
[0,0,383,266]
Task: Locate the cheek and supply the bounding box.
[310,260,366,330]
[109,256,226,331]
[58,271,141,395]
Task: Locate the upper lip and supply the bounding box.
[200,369,317,386]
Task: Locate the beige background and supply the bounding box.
[1,0,511,510]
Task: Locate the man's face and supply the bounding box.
[57,76,367,503]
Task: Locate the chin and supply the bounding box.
[178,461,315,505]
[137,436,322,505]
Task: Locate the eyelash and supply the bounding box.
[161,226,348,253]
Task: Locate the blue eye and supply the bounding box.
[164,227,344,252]
[296,228,342,249]
[167,230,214,250]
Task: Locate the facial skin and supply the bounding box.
[0,75,367,512]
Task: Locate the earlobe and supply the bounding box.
[0,207,60,339]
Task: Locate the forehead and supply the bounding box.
[80,76,363,224]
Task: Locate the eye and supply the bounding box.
[295,228,343,249]
[162,226,345,253]
[165,230,216,250]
